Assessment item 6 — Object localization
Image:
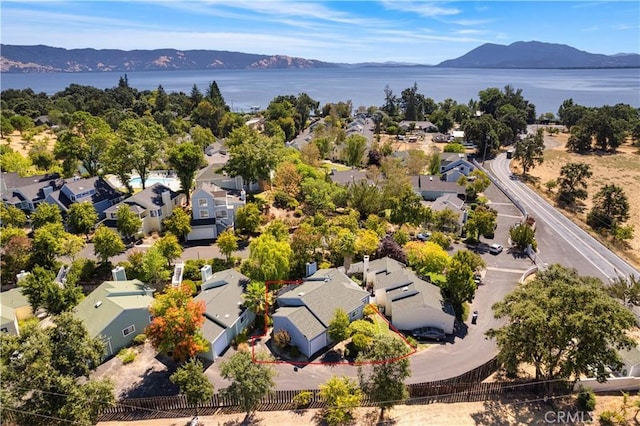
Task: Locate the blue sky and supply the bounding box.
[1,1,638,64]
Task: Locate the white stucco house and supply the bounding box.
[187,183,244,241]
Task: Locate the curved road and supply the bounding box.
[490,152,640,282]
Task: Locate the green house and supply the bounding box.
[0,288,33,335]
[74,279,155,359]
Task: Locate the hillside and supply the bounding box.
[0,44,337,73]
[437,41,640,69]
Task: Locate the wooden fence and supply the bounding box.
[97,357,573,422]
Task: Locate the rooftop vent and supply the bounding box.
[94,301,103,308]
[298,292,305,297]
[402,286,409,292]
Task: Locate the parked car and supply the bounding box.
[411,326,446,342]
[416,232,432,242]
[489,243,503,254]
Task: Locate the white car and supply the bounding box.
[489,243,503,255]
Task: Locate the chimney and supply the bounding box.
[201,264,212,282]
[112,266,127,281]
[305,261,317,277]
[363,255,370,285]
[172,262,184,287]
[161,190,171,207]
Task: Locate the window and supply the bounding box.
[150,210,157,217]
[122,325,135,337]
[215,210,228,219]
[157,209,162,217]
[149,315,154,323]
[110,213,117,219]
[198,198,208,207]
[200,210,209,219]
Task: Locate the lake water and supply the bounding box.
[2,67,639,116]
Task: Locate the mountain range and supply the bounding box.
[1,41,638,73]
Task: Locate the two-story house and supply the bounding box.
[440,153,476,182]
[103,183,185,235]
[187,183,243,241]
[44,176,125,218]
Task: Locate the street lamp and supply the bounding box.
[482,133,490,165]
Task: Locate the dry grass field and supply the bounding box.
[510,131,640,269]
[1,129,57,156]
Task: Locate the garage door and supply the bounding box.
[308,332,326,357]
[188,226,216,241]
[212,332,228,360]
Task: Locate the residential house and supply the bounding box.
[44,176,125,218]
[363,256,455,334]
[196,163,259,192]
[73,279,155,358]
[272,268,369,358]
[399,120,437,133]
[440,153,476,182]
[430,193,468,235]
[0,288,33,335]
[328,169,375,187]
[410,175,465,201]
[1,173,123,218]
[103,183,185,235]
[187,182,243,241]
[196,267,255,361]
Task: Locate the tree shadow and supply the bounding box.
[120,366,179,398]
[359,408,399,426]
[453,320,469,340]
[219,412,265,425]
[469,399,540,425]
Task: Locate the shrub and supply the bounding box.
[117,348,137,364]
[351,333,373,353]
[183,259,208,281]
[393,229,409,246]
[237,342,250,353]
[235,329,249,345]
[211,258,229,273]
[182,279,197,295]
[273,329,291,349]
[576,387,596,411]
[293,391,313,408]
[132,333,147,346]
[599,410,623,426]
[363,304,377,317]
[405,336,418,348]
[289,345,300,358]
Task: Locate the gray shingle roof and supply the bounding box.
[273,306,325,339]
[196,269,249,329]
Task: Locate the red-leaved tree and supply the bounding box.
[146,284,207,362]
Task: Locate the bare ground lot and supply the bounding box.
[99,395,636,425]
[510,132,640,270]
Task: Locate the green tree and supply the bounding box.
[155,233,183,267]
[116,205,142,242]
[355,229,380,258]
[342,134,367,167]
[606,275,640,307]
[273,161,302,199]
[93,225,125,264]
[465,169,491,201]
[225,127,283,186]
[242,280,272,316]
[0,313,114,425]
[1,234,32,285]
[587,184,630,230]
[509,223,536,250]
[319,376,363,426]
[9,114,34,134]
[467,206,497,240]
[0,204,27,228]
[235,202,262,235]
[557,162,592,206]
[405,241,450,276]
[452,249,486,273]
[487,264,636,386]
[217,229,238,262]
[513,128,545,175]
[170,358,214,417]
[103,136,134,194]
[163,207,192,241]
[19,266,83,315]
[358,335,411,419]
[388,187,428,228]
[146,284,207,361]
[31,202,62,229]
[347,180,383,220]
[444,259,477,315]
[247,233,292,281]
[60,233,86,261]
[168,142,204,205]
[118,118,167,189]
[327,308,350,343]
[54,112,114,176]
[67,202,97,238]
[219,351,276,418]
[143,246,171,290]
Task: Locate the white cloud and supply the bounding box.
[380,1,460,17]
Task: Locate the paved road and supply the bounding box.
[490,152,640,282]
